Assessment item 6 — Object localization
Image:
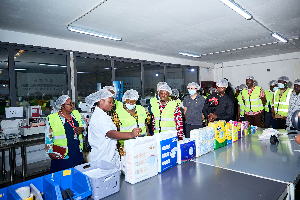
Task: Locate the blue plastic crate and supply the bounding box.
[46,168,92,200]
[0,187,19,200]
[7,176,62,200]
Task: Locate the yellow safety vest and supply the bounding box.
[237,93,244,116]
[48,110,83,158]
[115,105,147,145]
[273,88,293,117]
[151,100,177,134]
[264,90,274,112]
[241,87,264,113]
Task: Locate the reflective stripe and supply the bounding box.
[245,98,260,101]
[245,104,263,108]
[160,118,174,121]
[120,123,146,131]
[154,117,160,121]
[80,139,83,143]
[161,127,176,131]
[53,135,67,140]
[277,109,288,112]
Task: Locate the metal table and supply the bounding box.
[104,161,287,200]
[194,129,300,200]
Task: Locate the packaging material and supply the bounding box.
[251,125,258,134]
[208,121,227,150]
[75,161,120,200]
[237,122,241,139]
[15,186,30,199]
[154,130,178,173]
[177,139,196,164]
[190,127,215,157]
[123,136,158,184]
[258,128,280,140]
[226,122,233,144]
[232,121,239,142]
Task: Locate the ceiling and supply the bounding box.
[0,0,300,64]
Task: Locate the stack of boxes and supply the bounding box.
[190,127,215,157]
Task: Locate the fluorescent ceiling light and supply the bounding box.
[67,26,122,41]
[219,0,252,20]
[155,74,159,76]
[15,69,26,70]
[77,72,90,74]
[103,68,110,69]
[191,69,195,72]
[48,64,59,67]
[179,52,201,58]
[38,63,47,66]
[60,65,67,67]
[271,33,288,43]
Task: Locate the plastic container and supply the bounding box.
[46,168,92,200]
[75,161,120,200]
[0,187,20,200]
[7,176,62,200]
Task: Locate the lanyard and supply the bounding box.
[60,111,76,132]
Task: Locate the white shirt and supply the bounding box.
[88,107,120,167]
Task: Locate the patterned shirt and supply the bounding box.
[286,92,300,127]
[151,100,183,140]
[45,112,87,159]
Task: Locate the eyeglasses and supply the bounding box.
[65,102,75,106]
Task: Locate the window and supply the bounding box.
[0,48,9,115]
[166,65,183,95]
[144,64,164,98]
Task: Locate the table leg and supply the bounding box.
[21,145,27,182]
[1,149,5,180]
[9,147,16,184]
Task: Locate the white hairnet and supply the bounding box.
[54,95,70,112]
[171,89,179,97]
[159,84,172,95]
[85,89,113,107]
[187,82,200,90]
[122,89,139,102]
[103,86,117,94]
[294,79,300,85]
[239,84,247,90]
[157,82,167,90]
[246,76,255,80]
[216,78,228,87]
[268,80,278,87]
[278,76,289,82]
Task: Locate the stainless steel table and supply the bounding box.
[104,161,287,200]
[194,129,300,200]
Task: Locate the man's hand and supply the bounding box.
[74,127,84,135]
[208,113,217,122]
[131,128,142,138]
[48,153,62,160]
[202,114,205,120]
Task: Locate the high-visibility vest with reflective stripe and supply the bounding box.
[237,93,244,116]
[115,99,123,109]
[174,99,181,106]
[115,105,147,146]
[48,110,83,158]
[264,89,274,112]
[150,96,158,106]
[241,87,264,113]
[151,100,177,134]
[273,88,293,117]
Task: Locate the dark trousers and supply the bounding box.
[274,118,286,129]
[264,111,272,128]
[185,124,203,138]
[244,112,263,127]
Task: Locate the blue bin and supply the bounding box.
[7,176,62,200]
[46,168,92,200]
[0,187,19,200]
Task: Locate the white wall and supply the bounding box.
[0,29,212,68]
[213,52,300,90]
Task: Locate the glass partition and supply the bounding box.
[166,66,183,96]
[14,50,68,112]
[144,64,164,99]
[76,57,111,102]
[0,48,9,115]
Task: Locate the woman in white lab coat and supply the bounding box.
[86,89,141,167]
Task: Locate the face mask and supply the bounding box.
[273,87,278,92]
[189,90,197,96]
[125,103,136,110]
[277,83,285,89]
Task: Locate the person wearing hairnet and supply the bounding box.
[149,82,168,105]
[286,79,300,129]
[103,85,122,127]
[237,84,247,121]
[45,95,87,173]
[264,80,278,128]
[86,90,141,167]
[272,76,293,129]
[115,89,151,156]
[203,78,234,122]
[149,84,183,139]
[183,82,205,138]
[170,89,181,105]
[240,76,266,127]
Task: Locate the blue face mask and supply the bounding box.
[272,87,278,92]
[126,103,136,110]
[189,90,197,96]
[278,83,285,89]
